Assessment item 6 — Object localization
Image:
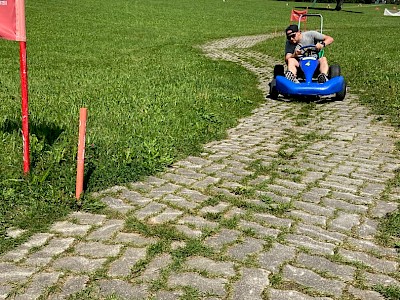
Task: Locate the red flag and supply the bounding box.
[0,0,26,41]
[290,9,308,22]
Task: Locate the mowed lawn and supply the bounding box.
[0,0,399,253]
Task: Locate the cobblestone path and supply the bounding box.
[1,34,399,300]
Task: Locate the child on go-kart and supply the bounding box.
[284,24,334,84]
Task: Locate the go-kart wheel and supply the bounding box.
[334,80,347,101]
[269,79,279,100]
[329,65,341,78]
[273,65,285,78]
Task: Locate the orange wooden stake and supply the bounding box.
[75,108,87,200]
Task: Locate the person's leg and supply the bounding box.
[319,57,329,75]
[287,58,300,75]
[285,58,300,83]
[318,57,329,83]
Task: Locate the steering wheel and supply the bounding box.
[298,45,319,57]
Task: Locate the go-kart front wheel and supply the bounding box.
[334,80,347,101]
[329,65,341,78]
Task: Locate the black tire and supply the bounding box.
[329,65,341,78]
[269,79,279,100]
[273,65,285,78]
[334,80,347,101]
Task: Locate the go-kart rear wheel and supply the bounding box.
[329,65,341,78]
[274,65,285,78]
[334,80,347,101]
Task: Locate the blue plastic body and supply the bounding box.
[276,53,345,96]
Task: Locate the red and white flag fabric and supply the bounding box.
[0,0,26,41]
[290,9,308,22]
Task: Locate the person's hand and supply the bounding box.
[316,42,325,50]
[294,44,302,56]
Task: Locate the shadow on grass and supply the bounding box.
[295,6,363,14]
[0,118,64,146]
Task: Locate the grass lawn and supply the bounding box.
[0,0,399,260]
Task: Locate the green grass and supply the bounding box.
[1,0,399,254]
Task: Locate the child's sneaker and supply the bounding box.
[285,71,300,83]
[317,73,328,83]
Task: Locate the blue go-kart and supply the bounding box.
[269,44,347,101]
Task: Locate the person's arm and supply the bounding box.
[316,34,334,50]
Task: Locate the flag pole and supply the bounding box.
[19,40,30,174]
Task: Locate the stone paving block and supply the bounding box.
[113,232,158,246]
[301,188,331,203]
[319,181,358,194]
[140,253,172,282]
[301,171,326,185]
[154,290,184,300]
[191,176,220,190]
[185,256,235,278]
[148,208,183,224]
[119,190,152,207]
[357,218,378,238]
[25,237,75,267]
[108,247,147,277]
[161,172,197,185]
[50,221,91,237]
[283,265,345,297]
[322,198,368,214]
[68,212,106,225]
[163,194,198,210]
[87,219,124,241]
[175,167,207,179]
[168,272,227,297]
[346,237,398,257]
[266,184,301,197]
[347,286,385,300]
[231,267,270,300]
[54,275,89,299]
[239,220,280,238]
[178,216,218,229]
[288,210,327,227]
[296,253,355,282]
[331,191,373,205]
[338,249,398,274]
[258,243,296,273]
[268,288,333,300]
[363,271,400,287]
[147,183,182,199]
[285,234,335,255]
[100,196,134,213]
[75,241,122,258]
[98,280,148,300]
[134,202,167,220]
[325,175,364,187]
[226,237,264,260]
[329,212,360,232]
[14,272,61,300]
[0,263,36,284]
[204,229,240,250]
[0,284,12,300]
[360,182,386,196]
[293,201,335,217]
[52,256,106,273]
[200,202,230,214]
[253,212,292,229]
[370,201,398,218]
[178,188,209,203]
[174,224,202,238]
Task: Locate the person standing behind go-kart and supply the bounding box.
[284,24,334,83]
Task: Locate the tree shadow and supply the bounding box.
[0,118,64,146]
[295,6,364,14]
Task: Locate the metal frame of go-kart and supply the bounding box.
[269,14,347,101]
